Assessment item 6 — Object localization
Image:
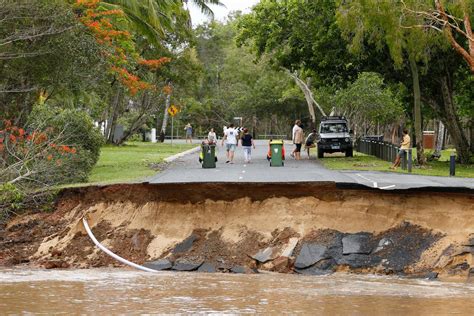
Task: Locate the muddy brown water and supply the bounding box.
[1,268,474,314]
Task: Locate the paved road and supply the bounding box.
[148,140,473,191]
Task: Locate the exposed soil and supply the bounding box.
[1,183,473,280]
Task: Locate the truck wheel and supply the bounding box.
[317,148,324,158]
[346,148,353,157]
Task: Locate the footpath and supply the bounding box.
[149,140,474,191]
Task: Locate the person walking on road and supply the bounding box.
[240,128,255,163]
[291,120,301,158]
[292,121,304,160]
[304,129,318,158]
[184,123,193,144]
[390,129,411,169]
[222,123,238,164]
[208,128,217,144]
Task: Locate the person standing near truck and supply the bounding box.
[293,123,304,160]
[304,129,318,158]
[290,120,301,158]
[221,124,238,164]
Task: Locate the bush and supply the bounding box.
[0,183,24,222]
[28,105,104,182]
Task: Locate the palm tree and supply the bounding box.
[101,0,224,42]
[101,0,179,41]
[182,0,223,17]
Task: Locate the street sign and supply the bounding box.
[168,105,179,117]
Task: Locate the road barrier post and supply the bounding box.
[408,149,412,173]
[402,151,407,170]
[450,152,456,176]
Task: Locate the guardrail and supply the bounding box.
[356,139,412,172]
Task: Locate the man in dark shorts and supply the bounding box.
[304,129,317,158]
[293,122,304,160]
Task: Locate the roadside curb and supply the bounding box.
[164,146,201,163]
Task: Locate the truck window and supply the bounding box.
[320,123,348,133]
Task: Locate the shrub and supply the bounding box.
[28,105,104,182]
[0,183,25,222]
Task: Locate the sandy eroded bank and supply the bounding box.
[1,183,473,279]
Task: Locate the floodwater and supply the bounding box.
[1,269,474,315]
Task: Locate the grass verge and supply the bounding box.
[87,142,197,184]
[320,150,474,178]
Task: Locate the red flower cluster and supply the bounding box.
[162,84,173,95]
[75,0,171,96]
[0,120,77,165]
[138,57,172,70]
[111,67,152,95]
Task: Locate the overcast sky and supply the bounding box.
[189,0,260,26]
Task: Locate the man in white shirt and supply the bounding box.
[291,120,301,158]
[221,123,238,164]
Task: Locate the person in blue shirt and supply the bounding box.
[184,123,193,144]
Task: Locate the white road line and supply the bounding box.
[356,173,373,182]
[242,170,246,173]
[239,176,243,180]
[356,173,396,190]
[356,173,378,188]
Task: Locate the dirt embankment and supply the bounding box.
[1,183,473,279]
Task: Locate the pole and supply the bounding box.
[408,149,412,173]
[450,152,456,176]
[171,116,174,146]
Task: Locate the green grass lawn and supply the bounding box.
[320,150,474,178]
[87,142,197,184]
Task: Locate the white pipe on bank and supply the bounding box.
[82,217,159,273]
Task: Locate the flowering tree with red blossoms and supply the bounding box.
[74,0,171,95]
[0,119,83,220]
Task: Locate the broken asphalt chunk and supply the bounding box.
[342,233,373,255]
[294,243,327,269]
[143,258,172,271]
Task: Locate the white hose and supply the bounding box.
[82,217,159,273]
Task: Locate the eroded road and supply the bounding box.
[149,140,473,190]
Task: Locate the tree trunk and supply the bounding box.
[435,0,474,74]
[117,93,149,145]
[105,87,122,144]
[434,120,445,157]
[470,119,474,153]
[439,76,471,164]
[160,93,171,142]
[284,69,326,125]
[409,56,425,165]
